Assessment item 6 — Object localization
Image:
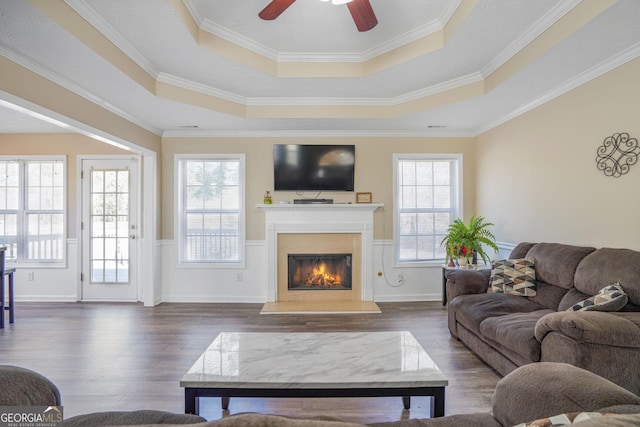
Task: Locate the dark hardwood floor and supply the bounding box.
[0,301,500,424]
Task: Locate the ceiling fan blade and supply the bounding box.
[347,0,378,32]
[259,0,297,20]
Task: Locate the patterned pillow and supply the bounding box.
[567,283,628,312]
[490,258,536,296]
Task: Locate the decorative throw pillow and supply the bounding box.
[513,412,609,427]
[567,283,628,312]
[490,258,536,296]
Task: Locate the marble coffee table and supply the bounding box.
[180,331,448,417]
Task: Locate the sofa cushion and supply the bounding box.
[451,293,545,336]
[525,243,595,289]
[490,258,536,296]
[187,413,367,427]
[558,288,593,311]
[62,410,207,427]
[509,242,536,259]
[568,283,628,312]
[574,248,640,306]
[528,281,570,311]
[479,310,553,362]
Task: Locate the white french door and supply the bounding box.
[80,158,139,301]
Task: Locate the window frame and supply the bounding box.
[393,153,463,266]
[175,154,246,267]
[0,155,67,266]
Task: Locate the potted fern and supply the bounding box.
[441,215,499,266]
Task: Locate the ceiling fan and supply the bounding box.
[259,0,378,32]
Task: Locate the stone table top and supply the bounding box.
[180,331,448,389]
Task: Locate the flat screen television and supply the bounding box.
[273,144,355,192]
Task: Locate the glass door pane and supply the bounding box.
[90,169,129,284]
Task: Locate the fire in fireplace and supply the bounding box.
[288,253,353,290]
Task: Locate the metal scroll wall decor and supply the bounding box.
[595,132,640,178]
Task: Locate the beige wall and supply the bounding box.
[476,57,640,249]
[0,133,129,238]
[9,54,639,251]
[161,137,477,240]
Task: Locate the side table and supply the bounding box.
[0,246,15,329]
[441,264,491,306]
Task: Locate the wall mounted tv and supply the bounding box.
[273,144,355,192]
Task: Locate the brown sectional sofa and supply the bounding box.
[446,242,640,395]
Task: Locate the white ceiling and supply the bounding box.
[1,0,639,138]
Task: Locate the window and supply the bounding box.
[177,155,245,264]
[393,154,462,263]
[0,157,66,263]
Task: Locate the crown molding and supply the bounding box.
[358,20,443,62]
[182,0,204,26]
[480,0,581,78]
[475,41,640,136]
[200,20,281,61]
[194,1,456,64]
[393,72,483,104]
[64,0,160,78]
[0,90,143,152]
[156,72,247,104]
[161,128,476,139]
[0,44,161,136]
[200,18,444,64]
[161,69,483,108]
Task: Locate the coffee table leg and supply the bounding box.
[184,389,198,414]
[402,396,410,409]
[433,388,445,417]
[221,396,230,410]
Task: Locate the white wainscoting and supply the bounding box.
[160,239,445,303]
[13,240,517,303]
[160,240,267,303]
[12,239,79,302]
[372,240,444,302]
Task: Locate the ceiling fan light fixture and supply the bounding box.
[331,0,354,4]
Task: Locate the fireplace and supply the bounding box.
[288,253,353,291]
[259,203,382,303]
[276,233,362,302]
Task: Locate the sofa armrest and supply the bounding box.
[491,362,640,427]
[534,312,640,347]
[445,268,491,302]
[0,365,61,406]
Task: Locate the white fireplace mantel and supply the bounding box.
[257,203,383,302]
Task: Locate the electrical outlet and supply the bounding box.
[28,271,34,281]
[236,272,243,282]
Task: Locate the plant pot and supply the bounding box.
[457,257,467,267]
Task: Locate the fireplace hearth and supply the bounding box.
[288,253,352,291]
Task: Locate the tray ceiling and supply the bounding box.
[0,0,639,137]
